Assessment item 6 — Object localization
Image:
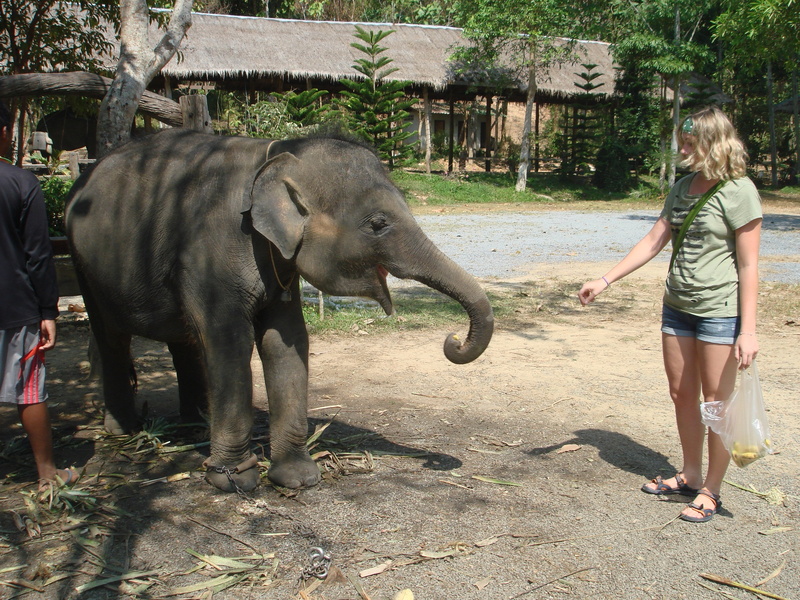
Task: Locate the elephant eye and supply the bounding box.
[367,214,390,234]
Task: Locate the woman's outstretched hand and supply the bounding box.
[578,279,608,306]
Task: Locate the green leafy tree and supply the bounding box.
[242,98,303,139]
[607,52,664,180]
[560,63,606,177]
[272,88,332,127]
[0,1,117,76]
[277,0,460,24]
[593,137,632,192]
[339,26,416,169]
[453,0,577,192]
[714,0,800,185]
[610,0,717,187]
[0,0,119,162]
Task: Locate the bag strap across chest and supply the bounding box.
[669,179,725,272]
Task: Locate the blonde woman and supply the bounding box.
[578,106,762,523]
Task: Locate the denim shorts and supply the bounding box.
[661,304,739,345]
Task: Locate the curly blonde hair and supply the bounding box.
[679,106,748,180]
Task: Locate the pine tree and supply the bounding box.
[559,63,605,177]
[272,88,331,127]
[339,26,416,169]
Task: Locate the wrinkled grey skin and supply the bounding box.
[65,129,493,492]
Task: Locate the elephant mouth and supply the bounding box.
[376,265,395,316]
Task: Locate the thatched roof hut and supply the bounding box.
[155,13,617,103]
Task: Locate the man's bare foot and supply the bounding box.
[38,468,78,491]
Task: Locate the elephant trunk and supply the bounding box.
[392,237,493,364]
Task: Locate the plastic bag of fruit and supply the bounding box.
[700,361,773,468]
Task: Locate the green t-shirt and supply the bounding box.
[660,174,762,317]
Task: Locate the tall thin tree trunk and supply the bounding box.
[458,108,468,171]
[534,102,540,172]
[484,94,492,172]
[669,6,682,188]
[13,100,26,166]
[468,99,478,158]
[793,62,799,183]
[767,61,777,187]
[447,91,454,173]
[423,86,432,175]
[670,74,680,188]
[516,62,537,192]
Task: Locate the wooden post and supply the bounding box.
[68,152,80,180]
[180,95,212,132]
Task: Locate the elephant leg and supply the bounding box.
[168,341,208,423]
[200,320,261,493]
[90,324,138,435]
[77,279,139,434]
[256,296,320,489]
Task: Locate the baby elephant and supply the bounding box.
[65,130,493,492]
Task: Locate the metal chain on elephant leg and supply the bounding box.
[203,453,259,498]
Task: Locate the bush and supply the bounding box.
[39,176,73,237]
[592,138,632,192]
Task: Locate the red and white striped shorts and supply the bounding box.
[0,325,48,405]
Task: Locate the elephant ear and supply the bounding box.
[242,151,308,260]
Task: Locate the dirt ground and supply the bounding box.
[1,203,799,600]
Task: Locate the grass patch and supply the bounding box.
[301,288,508,336]
[390,169,665,207]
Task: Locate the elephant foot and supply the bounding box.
[104,411,139,435]
[268,452,321,489]
[203,454,260,493]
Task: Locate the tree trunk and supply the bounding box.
[516,63,537,192]
[484,95,493,172]
[766,61,778,187]
[467,99,478,158]
[534,102,540,172]
[423,86,432,175]
[14,100,27,166]
[793,62,799,183]
[447,91,455,173]
[96,0,193,157]
[458,107,468,172]
[669,6,681,188]
[670,74,680,188]
[0,72,183,127]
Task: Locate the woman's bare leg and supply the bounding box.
[679,340,738,518]
[661,333,705,490]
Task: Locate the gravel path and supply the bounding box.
[413,209,800,283]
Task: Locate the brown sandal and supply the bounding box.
[641,473,698,496]
[680,489,722,523]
